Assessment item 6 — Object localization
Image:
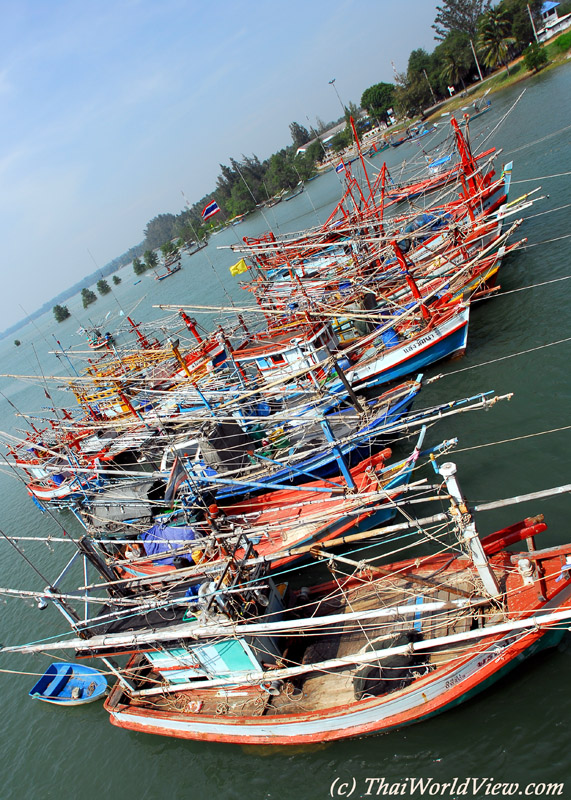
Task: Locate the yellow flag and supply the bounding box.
[229,258,249,276]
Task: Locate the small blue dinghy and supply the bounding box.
[29,663,107,706]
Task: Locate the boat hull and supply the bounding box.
[106,620,565,744]
[30,663,107,706]
[347,307,469,389]
[211,382,420,501]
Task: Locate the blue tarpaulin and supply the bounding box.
[140,525,198,565]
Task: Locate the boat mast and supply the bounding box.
[438,461,501,597]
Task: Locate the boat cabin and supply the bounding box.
[232,321,339,386]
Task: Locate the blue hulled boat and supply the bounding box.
[29,663,107,705]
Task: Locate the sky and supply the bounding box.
[0,0,441,330]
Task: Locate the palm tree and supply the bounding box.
[441,50,468,92]
[477,8,516,75]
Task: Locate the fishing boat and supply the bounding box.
[229,294,467,395]
[29,663,107,705]
[338,302,470,391]
[4,452,569,745]
[94,428,451,583]
[285,182,304,201]
[157,379,422,498]
[155,263,182,281]
[365,140,390,157]
[86,330,114,350]
[184,240,208,257]
[464,92,492,123]
[26,470,98,503]
[86,464,571,744]
[164,385,511,507]
[467,101,492,122]
[390,131,412,147]
[409,123,436,142]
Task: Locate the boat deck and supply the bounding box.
[119,566,492,719]
[267,572,481,713]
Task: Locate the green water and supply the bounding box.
[0,65,570,799]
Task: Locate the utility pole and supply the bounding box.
[527,4,540,43]
[470,39,484,82]
[328,78,346,116]
[423,69,437,104]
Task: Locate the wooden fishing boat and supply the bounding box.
[408,124,436,143]
[184,240,208,256]
[155,263,182,281]
[171,385,508,505]
[284,182,304,201]
[26,472,95,502]
[155,252,183,281]
[107,429,442,582]
[338,302,470,390]
[29,663,107,705]
[390,132,412,147]
[99,463,571,744]
[465,100,492,122]
[161,379,423,502]
[229,288,467,395]
[232,319,339,387]
[365,140,390,157]
[87,331,114,350]
[74,387,506,588]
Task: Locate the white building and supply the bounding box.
[537,1,571,42]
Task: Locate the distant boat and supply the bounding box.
[390,132,412,147]
[155,263,182,281]
[29,663,107,706]
[467,100,492,122]
[285,182,304,201]
[266,194,284,208]
[185,241,208,257]
[410,124,436,141]
[365,140,390,156]
[86,330,114,350]
[228,213,247,225]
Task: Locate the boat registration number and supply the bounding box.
[402,330,439,355]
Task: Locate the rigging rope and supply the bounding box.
[512,171,571,183]
[428,336,571,380]
[453,425,571,454]
[502,123,571,157]
[521,233,571,248]
[472,275,571,301]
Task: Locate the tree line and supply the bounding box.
[52,276,121,321]
[143,1,555,264]
[141,132,327,256]
[366,0,550,119]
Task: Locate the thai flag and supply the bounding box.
[202,200,220,220]
[335,162,346,173]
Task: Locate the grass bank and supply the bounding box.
[425,30,571,122]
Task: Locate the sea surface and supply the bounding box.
[0,65,570,800]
